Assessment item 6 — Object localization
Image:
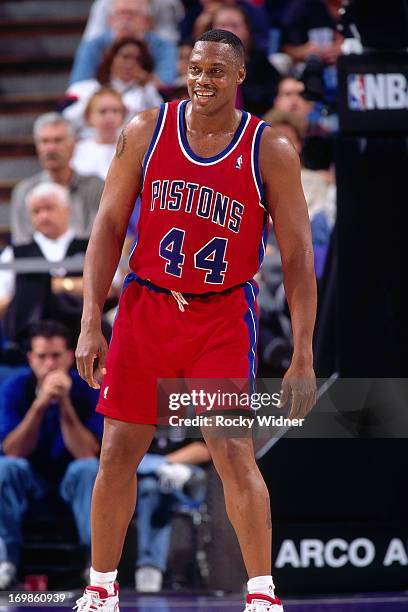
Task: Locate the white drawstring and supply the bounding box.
[170,290,189,312]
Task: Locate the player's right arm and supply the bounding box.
[75,108,160,388]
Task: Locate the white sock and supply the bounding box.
[247,575,275,598]
[90,568,118,595]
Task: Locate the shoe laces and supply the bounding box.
[246,601,274,612]
[73,592,107,612]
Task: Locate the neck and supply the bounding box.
[47,166,72,185]
[186,100,241,135]
[40,230,66,241]
[96,133,117,145]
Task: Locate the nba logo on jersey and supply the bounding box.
[348,74,366,110]
[235,154,243,169]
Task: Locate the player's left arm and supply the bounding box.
[260,128,317,419]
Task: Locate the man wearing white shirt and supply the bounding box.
[1,183,88,347]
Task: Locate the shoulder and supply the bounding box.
[0,245,14,263]
[66,79,99,96]
[0,368,32,398]
[259,125,300,173]
[12,173,43,198]
[122,105,163,157]
[84,31,110,49]
[74,171,104,190]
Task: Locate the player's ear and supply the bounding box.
[237,64,246,85]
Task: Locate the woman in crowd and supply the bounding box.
[71,88,126,181]
[64,37,163,134]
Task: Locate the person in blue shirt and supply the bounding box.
[70,0,177,87]
[0,320,103,590]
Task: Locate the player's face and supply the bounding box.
[28,336,72,382]
[187,42,245,114]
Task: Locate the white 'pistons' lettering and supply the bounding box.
[149,179,244,234]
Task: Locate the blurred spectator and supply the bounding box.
[272,76,313,132]
[181,0,270,54]
[64,38,162,135]
[1,183,90,349]
[272,73,337,169]
[281,0,343,65]
[135,435,210,592]
[83,0,185,44]
[10,113,103,247]
[0,320,102,590]
[174,40,194,87]
[70,0,177,87]
[71,89,126,180]
[263,109,336,276]
[158,39,193,102]
[212,6,280,116]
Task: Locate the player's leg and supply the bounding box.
[91,418,155,572]
[201,432,283,610]
[201,431,271,577]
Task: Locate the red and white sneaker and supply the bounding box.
[73,585,119,612]
[244,593,284,611]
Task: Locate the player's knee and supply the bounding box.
[98,443,138,485]
[210,438,256,483]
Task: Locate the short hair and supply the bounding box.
[84,87,127,123]
[25,182,71,209]
[197,29,245,63]
[33,112,74,141]
[28,320,71,348]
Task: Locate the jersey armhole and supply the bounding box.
[251,121,269,211]
[141,103,168,188]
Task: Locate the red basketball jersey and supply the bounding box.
[129,100,269,294]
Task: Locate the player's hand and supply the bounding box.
[75,325,108,389]
[279,359,317,420]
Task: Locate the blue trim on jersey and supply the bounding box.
[179,99,248,164]
[142,103,166,184]
[253,121,269,202]
[109,272,138,345]
[258,211,269,266]
[243,280,259,389]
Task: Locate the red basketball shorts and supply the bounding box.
[97,274,259,424]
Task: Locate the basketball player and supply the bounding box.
[75,30,316,612]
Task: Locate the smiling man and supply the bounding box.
[75,29,317,612]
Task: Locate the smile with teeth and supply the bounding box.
[195,90,215,97]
